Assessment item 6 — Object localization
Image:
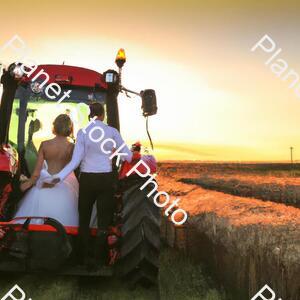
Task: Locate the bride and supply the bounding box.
[14,114,79,226]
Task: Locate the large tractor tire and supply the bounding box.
[118,180,161,287]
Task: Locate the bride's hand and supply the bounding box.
[41,182,56,188]
[41,177,60,188]
[51,178,60,184]
[20,180,33,192]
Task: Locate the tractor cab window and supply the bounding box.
[9,85,107,174]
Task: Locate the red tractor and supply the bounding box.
[0,50,160,286]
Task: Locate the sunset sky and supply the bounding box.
[1,0,300,161]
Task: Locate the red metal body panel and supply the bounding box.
[22,64,108,89]
[0,221,97,236]
[0,145,18,174]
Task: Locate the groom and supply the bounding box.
[52,102,132,267]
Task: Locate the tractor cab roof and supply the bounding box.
[23,64,108,90]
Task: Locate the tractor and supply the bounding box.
[0,49,160,286]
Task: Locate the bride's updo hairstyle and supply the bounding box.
[53,114,73,137]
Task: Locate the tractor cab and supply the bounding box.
[9,64,109,175]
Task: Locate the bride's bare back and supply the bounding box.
[42,137,74,174]
[30,136,74,182]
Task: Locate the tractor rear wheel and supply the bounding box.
[118,180,161,287]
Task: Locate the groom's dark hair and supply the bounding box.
[89,102,105,118]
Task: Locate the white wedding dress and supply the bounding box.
[14,162,80,226]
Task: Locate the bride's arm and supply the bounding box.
[31,142,45,181]
[20,142,45,191]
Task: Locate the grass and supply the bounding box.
[0,248,226,300]
[159,248,226,300]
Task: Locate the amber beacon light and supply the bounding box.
[115,48,126,68]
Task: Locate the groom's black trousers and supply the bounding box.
[78,172,115,259]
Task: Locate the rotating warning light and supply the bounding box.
[115,48,126,68]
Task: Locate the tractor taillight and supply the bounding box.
[107,234,118,247]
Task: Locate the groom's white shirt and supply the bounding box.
[55,119,132,181]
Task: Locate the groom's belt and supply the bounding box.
[80,171,113,175]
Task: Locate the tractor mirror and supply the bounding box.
[141,89,157,117]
